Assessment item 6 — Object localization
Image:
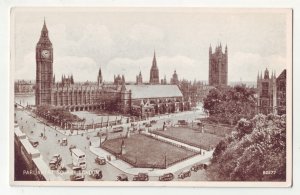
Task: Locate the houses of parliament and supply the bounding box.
[35,20,192,118]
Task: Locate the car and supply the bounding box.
[49,154,62,170]
[29,139,39,147]
[150,120,157,124]
[190,163,205,172]
[178,169,191,179]
[133,173,149,181]
[95,156,106,165]
[159,173,174,181]
[70,166,85,181]
[89,168,102,179]
[60,138,68,146]
[117,174,128,181]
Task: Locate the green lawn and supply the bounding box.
[157,127,222,150]
[102,134,196,167]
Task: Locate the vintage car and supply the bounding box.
[89,168,102,179]
[159,173,174,181]
[117,173,129,181]
[132,173,149,181]
[150,120,157,124]
[178,169,191,179]
[70,166,85,181]
[190,163,205,172]
[95,156,106,165]
[29,139,39,147]
[49,154,62,170]
[60,138,68,146]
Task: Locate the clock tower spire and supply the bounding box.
[36,18,53,106]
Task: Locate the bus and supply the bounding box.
[71,148,86,169]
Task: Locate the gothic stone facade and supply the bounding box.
[209,43,228,86]
[257,68,286,115]
[35,21,190,117]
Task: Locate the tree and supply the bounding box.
[207,114,286,181]
[203,85,257,125]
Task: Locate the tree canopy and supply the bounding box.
[36,105,84,123]
[203,85,257,125]
[207,114,286,181]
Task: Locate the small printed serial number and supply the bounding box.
[263,170,276,175]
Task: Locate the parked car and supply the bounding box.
[29,139,39,147]
[133,173,149,181]
[159,173,174,181]
[95,156,106,165]
[89,168,102,179]
[117,173,128,181]
[150,120,157,124]
[178,169,191,179]
[49,154,62,170]
[190,163,205,172]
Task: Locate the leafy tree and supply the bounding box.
[207,114,286,181]
[203,85,257,125]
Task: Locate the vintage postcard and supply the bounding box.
[10,7,292,187]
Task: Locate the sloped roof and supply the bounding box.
[277,69,286,81]
[125,85,183,99]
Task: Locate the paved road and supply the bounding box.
[15,107,208,181]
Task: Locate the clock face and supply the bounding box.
[41,50,50,58]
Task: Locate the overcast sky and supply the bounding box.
[12,8,290,83]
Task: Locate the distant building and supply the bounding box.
[15,80,35,95]
[136,71,143,85]
[114,74,125,85]
[257,68,286,115]
[276,69,286,115]
[124,85,191,118]
[170,70,179,85]
[149,51,160,85]
[59,74,74,88]
[161,75,167,85]
[97,67,103,86]
[209,43,228,86]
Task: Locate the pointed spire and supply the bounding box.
[42,17,48,32]
[152,50,157,68]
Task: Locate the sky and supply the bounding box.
[12,7,290,83]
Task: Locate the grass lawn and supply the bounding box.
[157,127,222,150]
[102,134,196,167]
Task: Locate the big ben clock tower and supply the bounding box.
[35,19,53,106]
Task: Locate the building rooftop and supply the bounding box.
[125,85,183,99]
